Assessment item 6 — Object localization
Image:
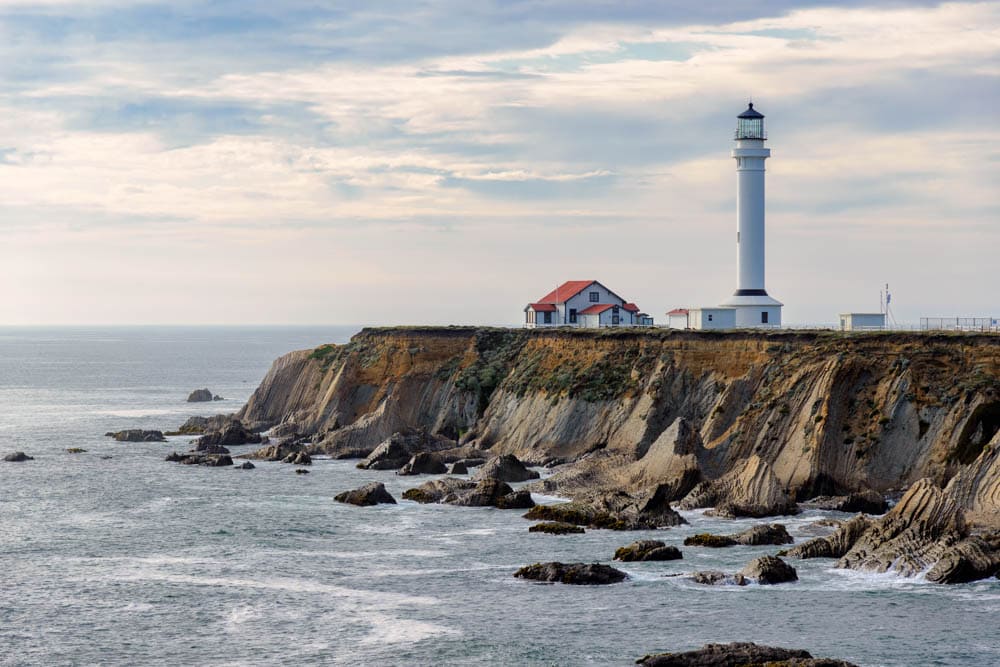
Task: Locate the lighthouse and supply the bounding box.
[720,102,783,326]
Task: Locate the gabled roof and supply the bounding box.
[667,308,689,315]
[623,302,639,313]
[525,303,557,312]
[579,304,615,315]
[535,280,597,305]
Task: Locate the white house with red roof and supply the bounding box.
[524,280,650,328]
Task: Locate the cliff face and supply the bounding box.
[239,327,1000,526]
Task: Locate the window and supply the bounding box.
[761,311,769,324]
[589,291,600,302]
[569,308,577,324]
[543,311,552,324]
[612,315,620,325]
[708,313,714,322]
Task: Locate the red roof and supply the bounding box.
[623,302,639,313]
[527,303,557,312]
[667,308,689,315]
[579,304,615,315]
[535,280,596,305]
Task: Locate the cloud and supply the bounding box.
[0,1,996,324]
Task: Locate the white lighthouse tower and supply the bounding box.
[720,102,782,326]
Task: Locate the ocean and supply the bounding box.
[0,327,996,666]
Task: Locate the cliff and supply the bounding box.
[238,326,1000,529]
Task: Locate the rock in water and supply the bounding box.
[241,443,305,462]
[636,642,859,666]
[614,540,682,562]
[528,522,585,535]
[4,451,34,462]
[473,454,540,483]
[187,388,215,402]
[450,479,535,509]
[448,460,469,475]
[335,482,397,506]
[402,477,476,504]
[165,452,233,467]
[513,562,626,585]
[355,429,457,470]
[397,452,446,475]
[194,422,262,449]
[106,429,166,442]
[781,515,872,559]
[281,451,312,466]
[237,461,255,470]
[925,533,1000,584]
[738,555,798,584]
[683,534,737,548]
[66,448,86,454]
[808,489,888,515]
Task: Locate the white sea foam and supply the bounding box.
[357,613,460,646]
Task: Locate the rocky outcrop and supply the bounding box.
[187,388,222,402]
[165,452,233,467]
[837,478,965,576]
[237,461,255,469]
[357,429,456,470]
[678,456,798,518]
[636,642,859,666]
[334,482,397,506]
[684,524,792,548]
[613,540,682,562]
[473,454,539,483]
[448,461,469,475]
[66,448,86,454]
[528,522,585,535]
[513,562,627,585]
[925,533,1000,584]
[401,477,533,509]
[739,555,798,584]
[805,489,888,514]
[781,515,873,559]
[4,451,34,462]
[240,444,307,463]
[524,486,685,531]
[106,429,166,442]
[397,452,447,475]
[170,414,236,435]
[194,422,262,449]
[692,556,798,586]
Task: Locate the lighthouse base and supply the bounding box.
[719,293,783,327]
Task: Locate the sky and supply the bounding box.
[0,1,996,326]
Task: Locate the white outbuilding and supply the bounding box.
[839,313,886,331]
[666,308,690,329]
[688,307,736,330]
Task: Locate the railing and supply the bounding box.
[920,317,999,332]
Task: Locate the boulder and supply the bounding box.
[194,422,262,449]
[295,468,310,475]
[106,429,166,442]
[614,540,682,562]
[537,486,687,531]
[196,444,230,455]
[241,443,305,462]
[513,562,627,585]
[739,555,798,584]
[237,461,255,470]
[636,642,860,666]
[683,534,737,548]
[165,452,233,467]
[448,461,469,475]
[402,477,476,504]
[186,388,214,402]
[495,488,535,509]
[690,571,742,586]
[678,455,798,518]
[170,414,236,435]
[529,522,585,535]
[397,452,447,476]
[450,479,535,509]
[732,523,793,546]
[66,448,86,454]
[335,482,397,506]
[473,454,540,483]
[808,489,888,515]
[281,451,312,466]
[3,451,34,462]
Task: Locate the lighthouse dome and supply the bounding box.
[736,102,766,139]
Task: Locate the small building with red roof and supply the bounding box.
[524,280,651,328]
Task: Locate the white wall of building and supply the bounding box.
[563,282,625,325]
[733,305,782,328]
[689,308,736,330]
[840,313,886,331]
[667,312,689,329]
